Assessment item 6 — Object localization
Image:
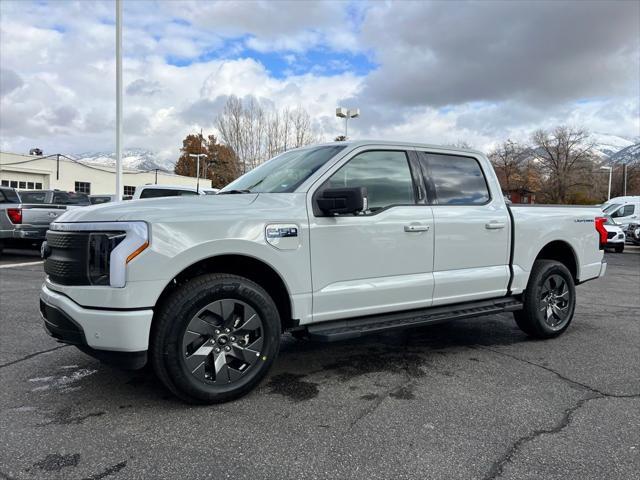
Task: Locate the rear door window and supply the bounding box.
[418,153,490,205]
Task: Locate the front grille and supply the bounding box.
[607,231,616,239]
[46,231,89,249]
[44,231,91,285]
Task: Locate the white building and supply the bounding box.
[0,151,200,196]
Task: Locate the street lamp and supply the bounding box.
[336,107,360,139]
[600,166,612,200]
[189,153,207,193]
[115,0,123,201]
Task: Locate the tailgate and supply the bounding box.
[21,205,67,226]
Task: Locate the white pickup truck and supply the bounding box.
[40,141,607,403]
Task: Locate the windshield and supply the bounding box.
[603,203,620,213]
[220,145,346,193]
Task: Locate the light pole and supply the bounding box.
[600,166,612,200]
[115,0,123,201]
[336,107,360,139]
[189,153,206,193]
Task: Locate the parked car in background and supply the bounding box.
[0,186,68,254]
[603,219,625,253]
[625,223,640,246]
[19,189,91,206]
[132,184,204,199]
[601,196,640,229]
[40,141,607,403]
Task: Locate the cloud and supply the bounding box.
[357,1,639,107]
[0,0,637,159]
[0,68,23,96]
[126,79,162,96]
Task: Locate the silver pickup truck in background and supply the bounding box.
[0,187,78,254]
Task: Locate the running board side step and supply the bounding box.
[306,297,523,342]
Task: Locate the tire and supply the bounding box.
[614,245,624,253]
[150,273,281,404]
[514,260,576,339]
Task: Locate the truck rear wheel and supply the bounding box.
[514,260,576,339]
[150,273,281,404]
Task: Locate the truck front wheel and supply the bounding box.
[514,260,576,339]
[150,273,281,404]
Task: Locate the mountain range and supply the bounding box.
[73,133,639,172]
[71,149,175,172]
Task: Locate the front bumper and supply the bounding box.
[605,240,624,248]
[40,284,153,367]
[13,225,48,240]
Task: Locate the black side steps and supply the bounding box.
[306,297,523,342]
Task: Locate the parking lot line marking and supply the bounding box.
[0,260,44,269]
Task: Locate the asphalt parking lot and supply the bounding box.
[0,247,638,480]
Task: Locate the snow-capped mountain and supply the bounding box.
[590,133,636,158]
[609,143,640,165]
[71,149,175,172]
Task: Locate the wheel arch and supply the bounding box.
[534,240,578,281]
[155,254,294,331]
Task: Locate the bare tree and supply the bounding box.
[489,140,529,192]
[216,96,319,172]
[531,126,597,203]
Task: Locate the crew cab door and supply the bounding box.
[308,147,434,323]
[415,151,511,305]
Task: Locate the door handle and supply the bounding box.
[404,224,430,232]
[485,221,506,230]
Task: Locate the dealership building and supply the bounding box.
[0,151,199,196]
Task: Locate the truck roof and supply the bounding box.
[314,140,485,157]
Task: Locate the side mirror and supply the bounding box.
[316,187,367,216]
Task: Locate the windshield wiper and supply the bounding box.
[218,189,252,195]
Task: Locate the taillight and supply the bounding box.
[595,217,607,249]
[7,208,22,224]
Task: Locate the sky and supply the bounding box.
[0,0,638,161]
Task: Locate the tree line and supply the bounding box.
[176,102,637,203]
[490,126,639,204]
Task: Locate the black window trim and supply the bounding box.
[415,150,493,206]
[312,148,423,217]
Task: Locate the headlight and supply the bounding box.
[49,221,149,287]
[88,232,126,285]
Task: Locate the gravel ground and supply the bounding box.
[0,246,638,480]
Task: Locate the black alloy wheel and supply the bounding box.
[514,259,576,339]
[151,273,281,403]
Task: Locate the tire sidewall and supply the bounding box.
[160,275,281,403]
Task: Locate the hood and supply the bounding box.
[604,223,623,233]
[55,194,259,223]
